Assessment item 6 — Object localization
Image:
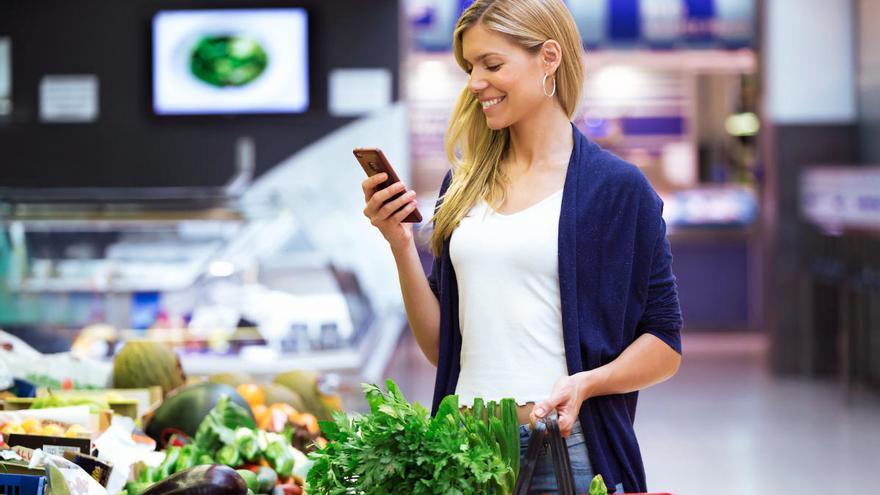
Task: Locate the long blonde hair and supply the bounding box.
[429,0,585,256]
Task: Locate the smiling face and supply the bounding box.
[461,23,550,130]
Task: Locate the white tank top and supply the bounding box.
[449,189,568,406]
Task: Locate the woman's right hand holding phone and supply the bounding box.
[362,173,418,252]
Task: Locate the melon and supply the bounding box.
[112,341,185,396]
[273,370,338,421]
[259,383,306,412]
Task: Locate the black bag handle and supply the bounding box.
[513,413,576,495]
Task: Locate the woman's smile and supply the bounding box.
[480,95,506,111]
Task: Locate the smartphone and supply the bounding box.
[353,147,423,223]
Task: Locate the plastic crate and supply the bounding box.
[0,474,47,495]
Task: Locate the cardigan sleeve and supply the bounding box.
[426,170,454,301]
[427,256,441,300]
[636,208,683,354]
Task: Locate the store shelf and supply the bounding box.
[179,310,407,382]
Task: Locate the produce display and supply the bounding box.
[307,380,520,495]
[128,395,311,495]
[0,338,628,495]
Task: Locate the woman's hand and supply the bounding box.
[362,173,419,251]
[530,373,591,438]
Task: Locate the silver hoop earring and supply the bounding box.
[542,73,556,97]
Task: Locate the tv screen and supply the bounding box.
[152,8,309,115]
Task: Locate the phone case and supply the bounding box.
[353,148,423,223]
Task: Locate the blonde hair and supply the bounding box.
[429,0,585,256]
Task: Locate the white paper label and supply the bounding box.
[39,75,99,123]
[43,444,80,457]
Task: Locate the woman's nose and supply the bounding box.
[468,74,488,94]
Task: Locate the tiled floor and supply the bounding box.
[384,331,880,495]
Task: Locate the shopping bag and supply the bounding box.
[513,415,575,495]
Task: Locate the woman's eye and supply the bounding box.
[486,64,502,72]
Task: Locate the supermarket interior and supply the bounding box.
[0,1,879,495]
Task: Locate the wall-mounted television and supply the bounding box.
[152,8,309,115]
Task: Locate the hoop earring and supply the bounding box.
[542,73,556,97]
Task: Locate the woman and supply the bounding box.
[362,0,682,493]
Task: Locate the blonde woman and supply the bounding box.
[362,0,682,493]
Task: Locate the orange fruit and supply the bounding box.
[236,384,265,407]
[252,404,269,425]
[299,413,320,435]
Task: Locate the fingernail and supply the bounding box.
[534,408,544,417]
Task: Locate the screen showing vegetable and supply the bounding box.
[190,36,268,88]
[152,8,308,115]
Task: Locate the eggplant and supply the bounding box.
[142,465,248,495]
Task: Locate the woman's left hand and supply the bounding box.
[530,372,591,438]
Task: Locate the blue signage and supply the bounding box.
[408,0,755,51]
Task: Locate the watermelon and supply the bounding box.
[113,341,186,397]
[145,382,253,447]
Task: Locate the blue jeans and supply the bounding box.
[518,421,625,494]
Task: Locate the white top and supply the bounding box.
[449,189,568,406]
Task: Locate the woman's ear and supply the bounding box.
[540,39,562,74]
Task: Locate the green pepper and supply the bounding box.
[136,466,156,484]
[263,441,286,463]
[197,453,215,465]
[175,444,198,472]
[235,427,259,461]
[156,446,182,480]
[272,451,294,478]
[589,474,608,495]
[236,470,259,493]
[217,443,241,467]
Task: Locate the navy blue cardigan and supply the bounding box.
[427,124,683,493]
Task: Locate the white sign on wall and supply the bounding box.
[328,68,392,117]
[39,75,100,123]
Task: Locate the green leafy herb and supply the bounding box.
[306,380,519,495]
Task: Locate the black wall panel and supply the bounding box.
[0,0,400,188]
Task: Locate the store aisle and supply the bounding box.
[386,331,880,494]
[637,333,880,495]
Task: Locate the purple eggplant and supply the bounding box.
[142,465,247,495]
